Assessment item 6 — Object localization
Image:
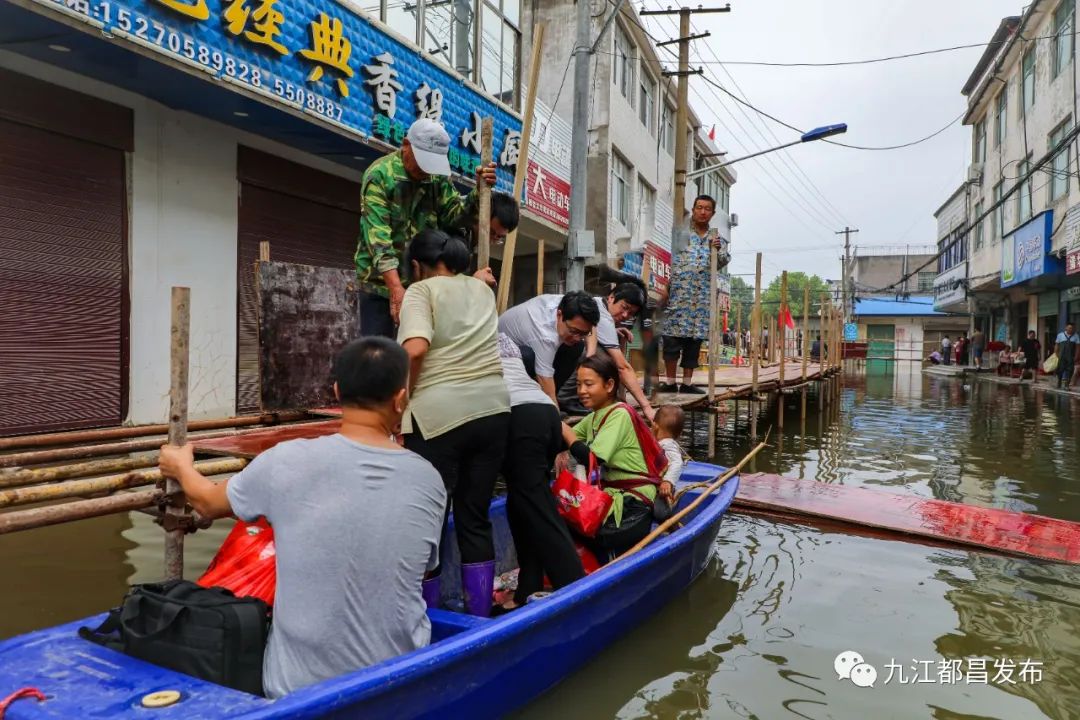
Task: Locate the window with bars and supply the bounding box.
[637,177,655,245]
[613,24,635,104]
[639,72,656,131]
[974,117,986,163]
[974,200,985,250]
[1049,117,1072,201]
[1054,0,1074,78]
[1022,46,1036,111]
[611,152,630,226]
[1016,158,1032,223]
[995,88,1007,148]
[660,104,675,155]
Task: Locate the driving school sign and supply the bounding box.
[524,160,570,229]
[38,0,521,189]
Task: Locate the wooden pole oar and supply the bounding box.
[498,23,546,313]
[476,117,494,272]
[613,439,768,562]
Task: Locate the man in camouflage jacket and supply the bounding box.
[355,118,496,337]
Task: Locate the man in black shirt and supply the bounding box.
[1019,330,1041,383]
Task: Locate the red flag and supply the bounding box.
[780,307,795,330]
[708,125,716,141]
[723,312,729,332]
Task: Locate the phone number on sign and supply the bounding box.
[56,0,344,122]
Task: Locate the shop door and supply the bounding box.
[0,119,126,436]
[236,149,361,414]
[866,324,896,372]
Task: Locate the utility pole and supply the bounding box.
[565,0,593,292]
[642,4,729,224]
[835,226,858,322]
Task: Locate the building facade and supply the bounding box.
[0,0,542,434]
[933,184,971,314]
[938,1,1080,354]
[522,0,735,295]
[849,246,939,298]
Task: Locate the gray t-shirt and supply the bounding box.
[226,433,446,698]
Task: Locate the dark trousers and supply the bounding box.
[943,349,951,365]
[358,291,395,339]
[504,403,585,604]
[583,497,653,563]
[405,412,510,565]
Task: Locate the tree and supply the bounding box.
[760,272,830,323]
[728,275,754,329]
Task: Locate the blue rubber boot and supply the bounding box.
[461,561,495,618]
[422,574,441,610]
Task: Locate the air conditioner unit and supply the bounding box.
[730,212,739,227]
[967,164,983,184]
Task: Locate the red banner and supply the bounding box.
[643,242,672,294]
[524,160,570,230]
[1068,248,1080,275]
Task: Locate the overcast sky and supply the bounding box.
[641,0,1023,286]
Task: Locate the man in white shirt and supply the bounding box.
[498,291,600,405]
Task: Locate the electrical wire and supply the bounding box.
[697,73,965,151]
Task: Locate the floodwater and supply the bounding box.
[3,367,1080,719]
[518,368,1080,720]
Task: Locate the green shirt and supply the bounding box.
[574,404,657,526]
[354,150,478,298]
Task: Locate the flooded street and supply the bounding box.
[4,368,1080,719]
[519,368,1080,720]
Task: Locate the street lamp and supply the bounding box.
[685,123,847,181]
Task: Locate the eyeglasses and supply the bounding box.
[566,325,591,339]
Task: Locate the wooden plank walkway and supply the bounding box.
[193,420,341,459]
[736,473,1080,565]
[670,360,829,401]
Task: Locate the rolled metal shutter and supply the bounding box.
[0,119,126,435]
[236,152,361,413]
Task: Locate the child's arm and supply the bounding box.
[661,440,684,485]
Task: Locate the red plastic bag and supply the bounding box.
[552,467,612,537]
[197,518,276,606]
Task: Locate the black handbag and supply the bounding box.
[79,579,269,696]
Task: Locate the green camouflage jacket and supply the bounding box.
[354,150,476,297]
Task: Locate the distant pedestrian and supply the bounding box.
[971,328,986,371]
[941,335,952,366]
[1054,323,1078,390]
[1019,330,1041,383]
[956,331,969,365]
[810,333,822,362]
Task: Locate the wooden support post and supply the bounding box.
[536,241,545,296]
[802,284,809,382]
[778,271,787,431]
[163,287,190,581]
[707,232,719,458]
[497,24,545,313]
[735,301,742,364]
[0,456,159,489]
[0,490,161,535]
[750,253,762,442]
[476,117,495,273]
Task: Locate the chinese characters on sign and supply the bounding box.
[644,243,673,294]
[415,82,443,122]
[525,160,570,230]
[363,52,401,114]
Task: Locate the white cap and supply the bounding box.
[406,118,452,176]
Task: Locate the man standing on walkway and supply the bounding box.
[970,327,986,371]
[1055,322,1079,390]
[1019,330,1040,383]
[941,335,952,366]
[354,118,497,338]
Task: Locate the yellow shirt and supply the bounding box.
[397,274,509,438]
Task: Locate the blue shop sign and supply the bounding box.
[42,0,520,189]
[1001,210,1060,287]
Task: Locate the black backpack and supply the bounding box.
[79,580,269,696]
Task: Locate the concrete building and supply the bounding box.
[0,0,540,433]
[848,246,939,300]
[933,184,972,315]
[853,297,970,366]
[522,1,735,295]
[939,1,1080,354]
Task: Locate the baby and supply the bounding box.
[651,405,687,519]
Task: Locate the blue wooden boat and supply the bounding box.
[0,462,737,719]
